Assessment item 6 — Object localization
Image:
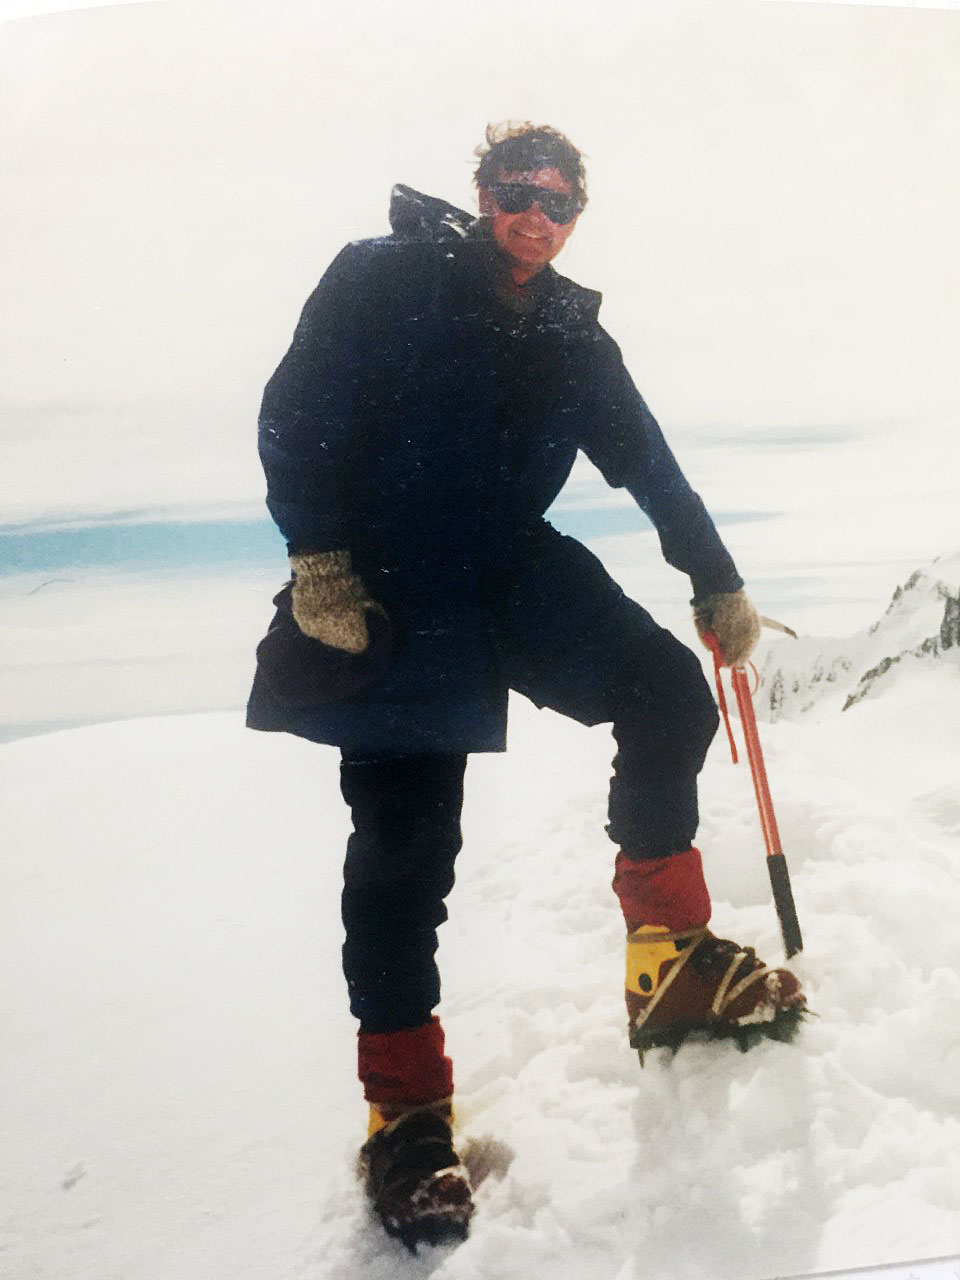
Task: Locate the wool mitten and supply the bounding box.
[289,550,382,653]
[694,589,761,667]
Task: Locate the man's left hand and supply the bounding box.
[694,590,762,667]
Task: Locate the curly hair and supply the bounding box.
[473,121,587,209]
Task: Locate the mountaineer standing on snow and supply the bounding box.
[247,122,805,1250]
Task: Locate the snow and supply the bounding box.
[3,567,960,1278]
[756,554,960,809]
[0,564,276,739]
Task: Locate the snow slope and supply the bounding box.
[3,562,960,1280]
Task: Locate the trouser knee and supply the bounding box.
[607,629,719,857]
[614,628,718,763]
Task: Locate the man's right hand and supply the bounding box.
[289,550,383,654]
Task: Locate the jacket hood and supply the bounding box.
[389,184,477,243]
[387,183,603,322]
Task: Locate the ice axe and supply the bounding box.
[704,630,804,959]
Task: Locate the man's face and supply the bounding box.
[478,167,581,282]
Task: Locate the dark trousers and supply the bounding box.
[340,530,719,1033]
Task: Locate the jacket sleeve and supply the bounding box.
[258,243,375,555]
[578,330,744,601]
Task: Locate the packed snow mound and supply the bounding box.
[3,698,960,1279]
[758,552,960,722]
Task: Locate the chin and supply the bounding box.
[512,244,550,264]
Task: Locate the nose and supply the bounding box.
[523,199,551,224]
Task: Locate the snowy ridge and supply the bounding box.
[757,552,960,721]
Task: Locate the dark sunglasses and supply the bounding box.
[489,182,582,226]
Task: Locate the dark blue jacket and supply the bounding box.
[246,186,742,753]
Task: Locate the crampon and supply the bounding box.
[359,1108,474,1253]
[626,926,806,1062]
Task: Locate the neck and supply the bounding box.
[509,262,543,286]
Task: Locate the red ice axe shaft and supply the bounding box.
[705,635,804,958]
[730,666,803,958]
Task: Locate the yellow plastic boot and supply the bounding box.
[625,923,805,1058]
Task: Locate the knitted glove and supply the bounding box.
[289,550,383,654]
[694,589,762,667]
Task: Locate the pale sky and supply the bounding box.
[2,0,959,534]
[4,0,960,15]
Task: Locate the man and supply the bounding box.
[247,123,805,1251]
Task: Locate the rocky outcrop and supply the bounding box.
[758,554,960,722]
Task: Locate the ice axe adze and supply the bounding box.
[705,633,804,958]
